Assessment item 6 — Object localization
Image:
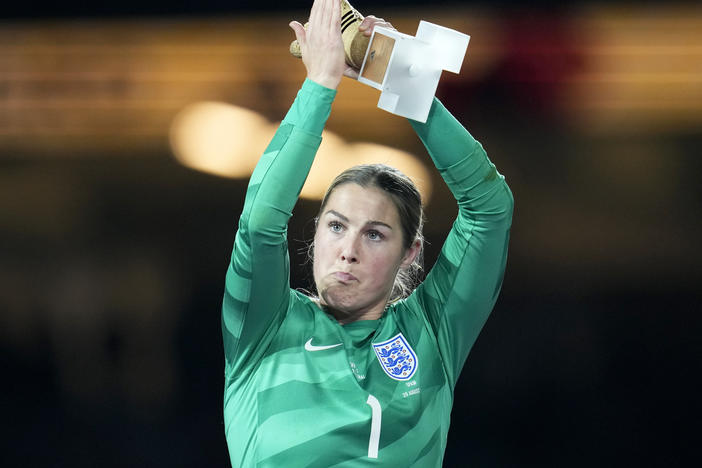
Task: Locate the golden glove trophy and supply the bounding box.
[291,0,470,123]
[289,0,370,69]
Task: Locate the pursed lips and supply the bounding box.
[333,271,358,282]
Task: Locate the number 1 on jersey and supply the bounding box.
[366,394,382,459]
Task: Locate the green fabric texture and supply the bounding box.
[222,79,513,467]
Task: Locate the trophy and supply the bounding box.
[290,0,370,69]
[290,0,470,123]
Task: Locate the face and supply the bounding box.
[313,183,418,322]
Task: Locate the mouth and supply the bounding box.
[333,271,358,283]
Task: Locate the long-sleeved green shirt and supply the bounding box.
[222,79,513,467]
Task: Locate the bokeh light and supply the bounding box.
[169,101,433,201]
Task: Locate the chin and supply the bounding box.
[324,281,381,314]
[320,287,359,313]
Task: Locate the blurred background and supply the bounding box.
[1,1,700,466]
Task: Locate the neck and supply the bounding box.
[315,298,388,325]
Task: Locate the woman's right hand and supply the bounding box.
[289,0,347,89]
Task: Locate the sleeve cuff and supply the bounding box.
[301,78,338,97]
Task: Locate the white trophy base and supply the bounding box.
[358,21,470,123]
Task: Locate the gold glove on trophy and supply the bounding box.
[289,0,369,69]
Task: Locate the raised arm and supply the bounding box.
[407,99,514,387]
[223,0,346,378]
[222,81,334,377]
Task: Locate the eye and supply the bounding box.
[366,230,384,241]
[329,221,344,233]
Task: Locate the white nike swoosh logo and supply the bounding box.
[305,338,343,352]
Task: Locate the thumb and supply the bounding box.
[289,21,306,45]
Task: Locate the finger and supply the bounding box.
[308,0,323,29]
[358,15,375,30]
[330,0,341,29]
[321,0,339,32]
[343,67,359,80]
[359,16,394,36]
[289,21,306,46]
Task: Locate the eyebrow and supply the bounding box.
[325,210,393,230]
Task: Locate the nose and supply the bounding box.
[340,236,360,263]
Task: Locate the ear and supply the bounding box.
[400,238,422,269]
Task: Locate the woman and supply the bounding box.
[222,1,513,466]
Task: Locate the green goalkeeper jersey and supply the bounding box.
[222,79,513,467]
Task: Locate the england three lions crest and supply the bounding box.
[372,333,418,381]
